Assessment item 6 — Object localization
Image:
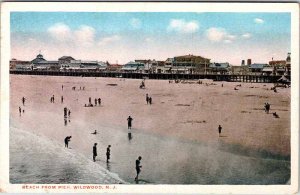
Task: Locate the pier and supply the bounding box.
[10,70,287,83]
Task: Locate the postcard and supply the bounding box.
[0,2,299,194]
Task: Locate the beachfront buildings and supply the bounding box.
[171,54,211,74]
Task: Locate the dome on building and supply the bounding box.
[31,53,46,64]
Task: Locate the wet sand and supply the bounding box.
[10,75,290,184]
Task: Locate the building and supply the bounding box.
[248,63,268,74]
[106,64,123,72]
[172,54,210,74]
[9,58,30,70]
[209,62,230,74]
[31,54,60,70]
[229,65,249,75]
[121,61,145,72]
[58,56,75,65]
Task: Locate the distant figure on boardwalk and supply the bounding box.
[93,143,98,162]
[94,98,97,106]
[134,156,142,181]
[146,94,149,104]
[22,97,26,106]
[98,98,101,105]
[91,130,97,134]
[218,125,222,137]
[61,96,64,103]
[64,136,72,148]
[127,116,133,129]
[106,145,111,163]
[149,97,152,105]
[19,107,21,116]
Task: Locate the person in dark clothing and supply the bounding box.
[127,116,133,129]
[91,130,97,134]
[98,98,101,105]
[93,143,97,162]
[106,145,111,163]
[52,95,55,103]
[95,98,97,106]
[64,107,68,118]
[22,97,26,106]
[68,110,71,117]
[149,97,152,105]
[134,156,142,181]
[61,96,64,103]
[62,85,64,91]
[19,107,21,116]
[146,94,149,104]
[89,97,92,104]
[64,136,72,148]
[218,125,222,137]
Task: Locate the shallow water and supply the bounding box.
[10,119,290,184]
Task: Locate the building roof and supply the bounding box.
[36,61,59,64]
[209,62,230,69]
[174,54,210,60]
[249,64,268,69]
[59,56,75,60]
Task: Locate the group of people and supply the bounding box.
[63,107,71,118]
[92,143,111,163]
[50,95,55,103]
[85,97,101,107]
[71,86,85,91]
[145,94,153,105]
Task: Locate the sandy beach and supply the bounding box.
[9,74,290,184]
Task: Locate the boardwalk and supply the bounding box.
[10,70,287,83]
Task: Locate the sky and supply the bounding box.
[10,12,291,65]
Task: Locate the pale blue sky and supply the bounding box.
[11,12,291,64]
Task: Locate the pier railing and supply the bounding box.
[10,70,288,83]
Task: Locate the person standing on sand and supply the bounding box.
[106,145,111,163]
[93,143,98,162]
[22,97,26,106]
[62,85,64,91]
[64,136,71,148]
[134,156,142,181]
[68,109,71,117]
[146,94,149,104]
[95,98,97,106]
[52,95,55,103]
[149,97,152,105]
[218,125,222,137]
[61,96,64,103]
[19,107,22,116]
[127,116,133,129]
